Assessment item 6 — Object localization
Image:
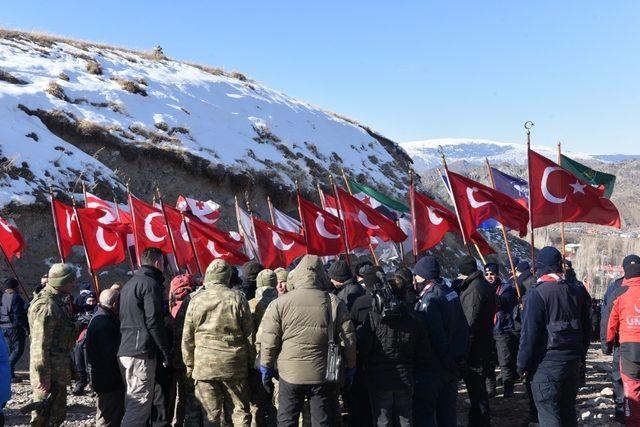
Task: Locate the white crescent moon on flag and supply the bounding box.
[467,187,492,208]
[427,207,443,225]
[207,240,228,258]
[541,167,567,204]
[66,210,76,237]
[315,213,340,239]
[96,227,117,252]
[144,213,165,242]
[357,210,380,230]
[272,231,294,250]
[0,219,12,233]
[179,222,190,242]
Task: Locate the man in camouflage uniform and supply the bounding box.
[28,263,79,426]
[182,259,255,426]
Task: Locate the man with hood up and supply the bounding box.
[456,255,495,427]
[259,255,356,427]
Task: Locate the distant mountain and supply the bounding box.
[401,138,640,173]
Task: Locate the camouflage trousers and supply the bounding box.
[30,382,66,427]
[195,377,251,427]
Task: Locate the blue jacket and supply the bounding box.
[0,334,11,409]
[517,275,591,372]
[415,279,469,377]
[494,280,517,334]
[600,277,623,355]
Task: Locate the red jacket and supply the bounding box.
[607,277,640,345]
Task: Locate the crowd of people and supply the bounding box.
[0,246,639,426]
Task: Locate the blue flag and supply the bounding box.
[490,167,529,208]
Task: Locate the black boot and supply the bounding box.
[503,381,514,398]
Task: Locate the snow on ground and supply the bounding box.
[400,138,637,173]
[0,33,405,209]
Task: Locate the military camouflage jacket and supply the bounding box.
[182,282,254,380]
[28,286,78,386]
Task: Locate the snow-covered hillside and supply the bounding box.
[401,138,640,173]
[0,31,409,209]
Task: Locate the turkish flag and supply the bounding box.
[410,185,494,255]
[322,191,368,249]
[162,204,196,271]
[176,195,221,224]
[187,218,249,270]
[298,195,345,256]
[528,148,621,229]
[129,195,174,256]
[253,216,306,269]
[336,187,407,245]
[75,208,126,271]
[446,169,529,239]
[51,198,83,259]
[0,216,25,260]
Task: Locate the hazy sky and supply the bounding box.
[3,1,639,153]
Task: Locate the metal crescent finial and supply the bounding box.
[524,121,534,131]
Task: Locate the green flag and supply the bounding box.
[559,154,616,198]
[348,179,409,212]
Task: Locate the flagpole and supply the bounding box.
[557,141,567,262]
[127,185,142,267]
[156,188,180,273]
[49,187,65,263]
[525,121,537,273]
[234,195,256,261]
[295,182,310,250]
[330,175,353,268]
[113,194,135,274]
[409,171,419,261]
[72,198,100,295]
[485,158,521,300]
[0,244,29,301]
[341,168,379,266]
[439,149,473,256]
[316,183,327,208]
[245,197,262,264]
[182,215,203,277]
[266,196,276,225]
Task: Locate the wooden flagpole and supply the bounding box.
[409,170,419,262]
[439,149,473,256]
[329,175,352,268]
[72,196,100,295]
[525,121,537,273]
[127,185,142,268]
[295,182,310,249]
[557,141,567,262]
[181,215,203,277]
[267,196,276,225]
[485,158,521,300]
[340,168,379,265]
[245,195,262,264]
[113,194,135,274]
[49,187,65,263]
[156,188,181,273]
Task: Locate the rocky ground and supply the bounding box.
[2,344,622,426]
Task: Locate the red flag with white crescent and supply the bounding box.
[75,208,126,271]
[129,195,174,255]
[298,195,345,256]
[0,215,25,260]
[253,216,306,269]
[528,148,620,228]
[187,219,249,270]
[446,169,529,240]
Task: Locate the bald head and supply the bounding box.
[99,288,119,309]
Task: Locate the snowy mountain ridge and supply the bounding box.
[401,138,640,173]
[0,30,410,210]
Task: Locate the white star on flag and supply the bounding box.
[570,181,587,194]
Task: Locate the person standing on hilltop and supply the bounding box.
[518,247,591,427]
[27,263,79,426]
[0,277,28,381]
[600,254,640,422]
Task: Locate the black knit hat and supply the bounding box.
[354,258,374,278]
[536,247,563,275]
[3,278,18,290]
[457,255,478,276]
[623,255,640,279]
[484,263,500,275]
[516,260,530,273]
[242,260,264,283]
[328,259,353,282]
[414,256,440,280]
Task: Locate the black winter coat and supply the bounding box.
[335,279,365,312]
[117,266,170,361]
[86,306,124,392]
[458,271,496,363]
[358,307,430,390]
[494,280,518,334]
[350,293,373,330]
